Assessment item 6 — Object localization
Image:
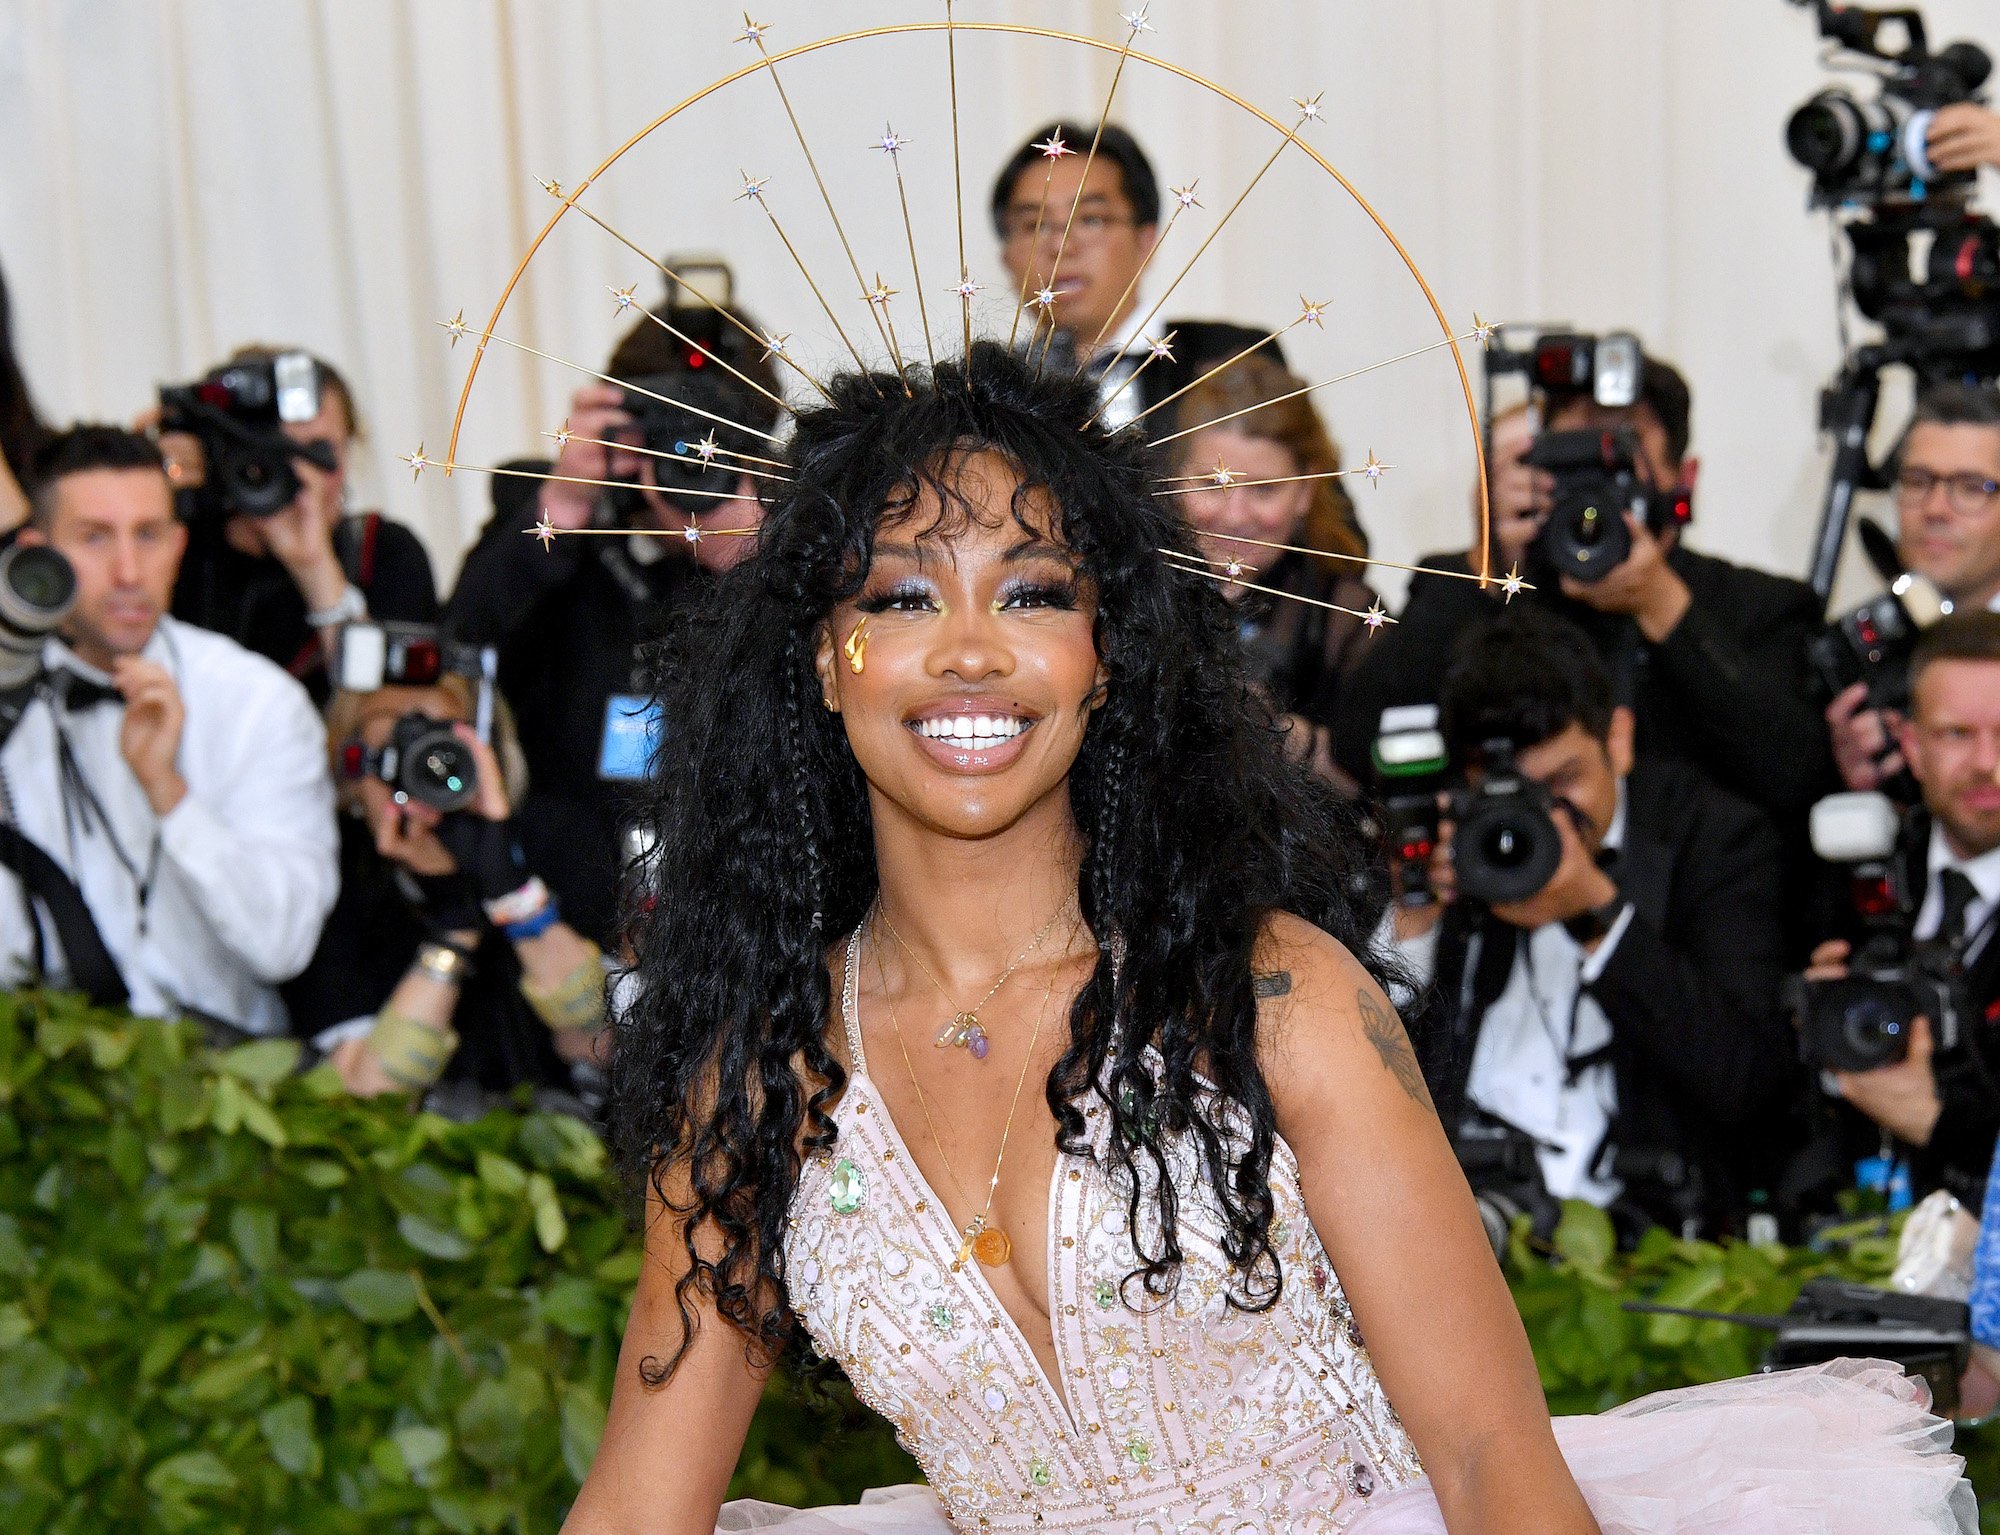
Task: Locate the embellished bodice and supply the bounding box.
[781,945,1423,1533]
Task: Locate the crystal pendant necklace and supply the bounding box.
[873,914,1059,1268]
[880,902,1064,1061]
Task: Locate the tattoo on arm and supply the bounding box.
[1252,970,1293,999]
[1357,987,1435,1112]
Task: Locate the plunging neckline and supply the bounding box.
[839,931,1082,1434]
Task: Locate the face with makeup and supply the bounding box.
[814,449,1107,844]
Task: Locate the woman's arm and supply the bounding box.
[562,1166,772,1534]
[1256,913,1597,1535]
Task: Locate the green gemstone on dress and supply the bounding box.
[1092,1279,1117,1311]
[1029,1455,1052,1487]
[827,1158,866,1215]
[926,1302,956,1336]
[1126,1434,1152,1467]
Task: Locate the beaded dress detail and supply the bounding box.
[719,930,1975,1535]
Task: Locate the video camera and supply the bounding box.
[332,623,499,815]
[1792,791,1970,1071]
[1371,714,1566,909]
[1784,2,2000,595]
[157,352,336,521]
[1483,329,1693,584]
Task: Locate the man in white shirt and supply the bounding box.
[1828,382,2000,793]
[10,424,337,1033]
[1392,607,1794,1233]
[1810,612,2000,1201]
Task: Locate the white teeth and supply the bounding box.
[915,713,1029,747]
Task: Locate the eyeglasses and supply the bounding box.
[998,209,1137,245]
[1894,466,2000,516]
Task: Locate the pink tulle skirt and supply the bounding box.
[714,1361,1975,1533]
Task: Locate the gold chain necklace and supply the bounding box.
[879,899,1065,1061]
[872,915,1055,1268]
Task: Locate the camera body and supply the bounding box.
[157,352,335,521]
[0,545,77,749]
[332,623,500,815]
[1451,1112,1567,1259]
[1795,791,1969,1071]
[1449,739,1565,908]
[1522,427,1688,584]
[1808,568,1952,711]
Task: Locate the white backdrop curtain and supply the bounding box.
[3,0,1997,605]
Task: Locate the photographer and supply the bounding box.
[157,346,438,706]
[4,426,337,1033]
[1806,613,2000,1205]
[1392,607,1796,1233]
[1335,351,1837,827]
[443,287,779,947]
[1827,383,2000,794]
[289,670,607,1099]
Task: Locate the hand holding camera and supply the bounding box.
[1826,681,1909,792]
[1478,407,1554,572]
[1806,936,1946,1145]
[1925,102,2000,173]
[541,382,639,531]
[1556,510,1692,642]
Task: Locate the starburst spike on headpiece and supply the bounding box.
[736,13,771,46]
[618,288,794,417]
[872,122,939,371]
[1291,92,1325,124]
[944,0,971,362]
[1472,312,1501,346]
[1036,7,1151,374]
[1120,309,1327,432]
[1151,465,1389,498]
[739,18,902,372]
[1160,548,1400,628]
[1007,133,1072,352]
[402,442,431,480]
[442,309,471,348]
[544,428,794,486]
[1084,181,1203,358]
[537,185,833,402]
[734,171,876,376]
[1153,527,1535,597]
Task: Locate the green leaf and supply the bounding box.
[0,1212,29,1276]
[143,1448,237,1499]
[528,1172,568,1254]
[235,1090,288,1148]
[336,1268,420,1324]
[186,1348,267,1404]
[476,1151,528,1197]
[216,1036,302,1089]
[540,1276,604,1338]
[455,1377,528,1470]
[391,1423,450,1476]
[1552,1201,1616,1271]
[397,1213,473,1262]
[0,1338,73,1425]
[0,1301,31,1347]
[257,1394,323,1478]
[229,1204,281,1271]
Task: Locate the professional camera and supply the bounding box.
[1807,518,1953,709]
[608,260,769,518]
[1793,791,1969,1071]
[1452,1112,1566,1259]
[1521,427,1689,584]
[1449,739,1564,908]
[334,622,495,697]
[1785,3,1989,212]
[338,712,478,814]
[157,351,336,520]
[0,545,77,747]
[1371,705,1449,907]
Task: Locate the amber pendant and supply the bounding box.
[971,1225,1012,1266]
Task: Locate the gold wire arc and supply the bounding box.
[443,20,1491,582]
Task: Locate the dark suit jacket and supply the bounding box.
[1331,545,1838,828]
[1128,318,1283,424]
[1411,758,1797,1230]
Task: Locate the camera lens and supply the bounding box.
[0,545,76,692]
[1840,993,1912,1068]
[1786,93,1867,175]
[384,714,479,814]
[1454,791,1564,907]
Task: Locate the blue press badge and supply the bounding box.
[597,694,664,781]
[1970,1132,2000,1348]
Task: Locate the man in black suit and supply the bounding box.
[989,123,1278,433]
[1333,352,1836,829]
[1806,613,2000,1205]
[1392,608,1795,1235]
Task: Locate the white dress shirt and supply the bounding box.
[1389,789,1632,1205]
[1914,821,2000,963]
[0,617,338,1033]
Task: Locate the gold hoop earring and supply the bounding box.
[843,618,870,675]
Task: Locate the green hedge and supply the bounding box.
[0,993,1989,1531]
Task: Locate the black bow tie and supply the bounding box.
[56,673,123,712]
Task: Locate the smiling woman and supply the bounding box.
[572,345,1974,1535]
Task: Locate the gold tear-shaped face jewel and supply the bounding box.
[827,1157,866,1215]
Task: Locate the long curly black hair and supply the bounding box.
[615,342,1390,1378]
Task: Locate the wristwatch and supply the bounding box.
[1563,895,1631,947]
[306,583,368,629]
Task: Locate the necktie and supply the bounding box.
[1937,867,1981,949]
[58,673,123,712]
